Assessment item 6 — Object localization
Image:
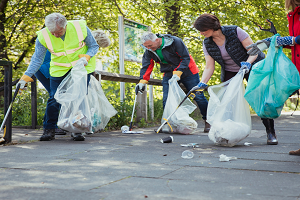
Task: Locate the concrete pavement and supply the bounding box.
[0,112,300,200]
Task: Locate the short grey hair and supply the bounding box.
[140,32,157,44]
[91,30,111,48]
[45,13,67,32]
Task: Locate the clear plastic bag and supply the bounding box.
[207,66,251,146]
[161,78,198,134]
[55,59,92,133]
[244,34,300,119]
[87,76,117,132]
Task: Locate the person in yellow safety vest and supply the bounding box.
[17,13,99,141]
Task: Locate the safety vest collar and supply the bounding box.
[42,20,86,66]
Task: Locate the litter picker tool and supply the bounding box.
[129,93,138,131]
[125,85,145,133]
[258,19,277,35]
[0,84,20,144]
[156,88,204,133]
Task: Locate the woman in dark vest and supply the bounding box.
[193,13,278,145]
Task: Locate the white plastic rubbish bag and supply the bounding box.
[161,78,198,134]
[207,66,251,146]
[87,76,117,132]
[55,59,92,133]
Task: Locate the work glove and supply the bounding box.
[240,61,251,73]
[17,74,34,94]
[169,71,183,83]
[247,36,294,56]
[135,80,148,95]
[78,54,90,66]
[274,36,294,46]
[190,82,208,95]
[246,39,270,56]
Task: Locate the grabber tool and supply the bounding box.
[129,84,145,131]
[129,93,138,131]
[258,19,277,35]
[156,87,204,134]
[0,84,20,144]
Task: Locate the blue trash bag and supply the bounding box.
[244,34,300,119]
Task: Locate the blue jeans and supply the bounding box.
[162,73,208,120]
[43,71,92,129]
[35,70,51,93]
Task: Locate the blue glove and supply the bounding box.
[240,62,251,73]
[275,36,293,46]
[190,82,208,94]
[197,82,208,89]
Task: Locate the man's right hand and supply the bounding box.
[135,83,145,95]
[17,75,34,93]
[246,39,270,56]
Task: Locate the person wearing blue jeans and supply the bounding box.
[17,13,99,141]
[162,73,208,117]
[136,32,210,132]
[34,50,66,135]
[44,70,92,138]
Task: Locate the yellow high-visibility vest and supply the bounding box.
[36,20,96,77]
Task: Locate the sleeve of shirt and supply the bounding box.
[140,51,155,81]
[85,26,99,57]
[173,37,190,72]
[24,38,47,77]
[237,27,250,42]
[202,41,209,56]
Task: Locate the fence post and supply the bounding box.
[0,60,13,143]
[31,76,37,129]
[136,87,147,122]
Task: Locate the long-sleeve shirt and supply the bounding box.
[24,26,99,77]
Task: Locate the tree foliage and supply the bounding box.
[0,0,288,125]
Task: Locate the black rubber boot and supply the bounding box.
[40,129,55,141]
[262,118,278,145]
[267,130,278,145]
[71,133,85,141]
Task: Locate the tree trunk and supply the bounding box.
[164,0,181,37]
[0,0,9,60]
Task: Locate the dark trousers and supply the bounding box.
[162,73,208,120]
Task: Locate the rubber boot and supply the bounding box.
[267,130,278,145]
[204,120,211,133]
[40,129,55,141]
[262,118,278,145]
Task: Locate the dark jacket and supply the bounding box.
[140,34,199,81]
[204,25,265,82]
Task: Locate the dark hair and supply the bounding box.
[193,13,221,32]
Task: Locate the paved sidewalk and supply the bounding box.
[0,112,300,200]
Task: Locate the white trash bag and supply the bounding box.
[87,76,117,132]
[161,78,198,134]
[207,66,251,146]
[55,59,92,133]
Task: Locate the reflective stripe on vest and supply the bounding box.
[41,20,86,67]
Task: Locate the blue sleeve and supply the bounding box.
[85,26,99,57]
[24,38,47,77]
[38,50,51,78]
